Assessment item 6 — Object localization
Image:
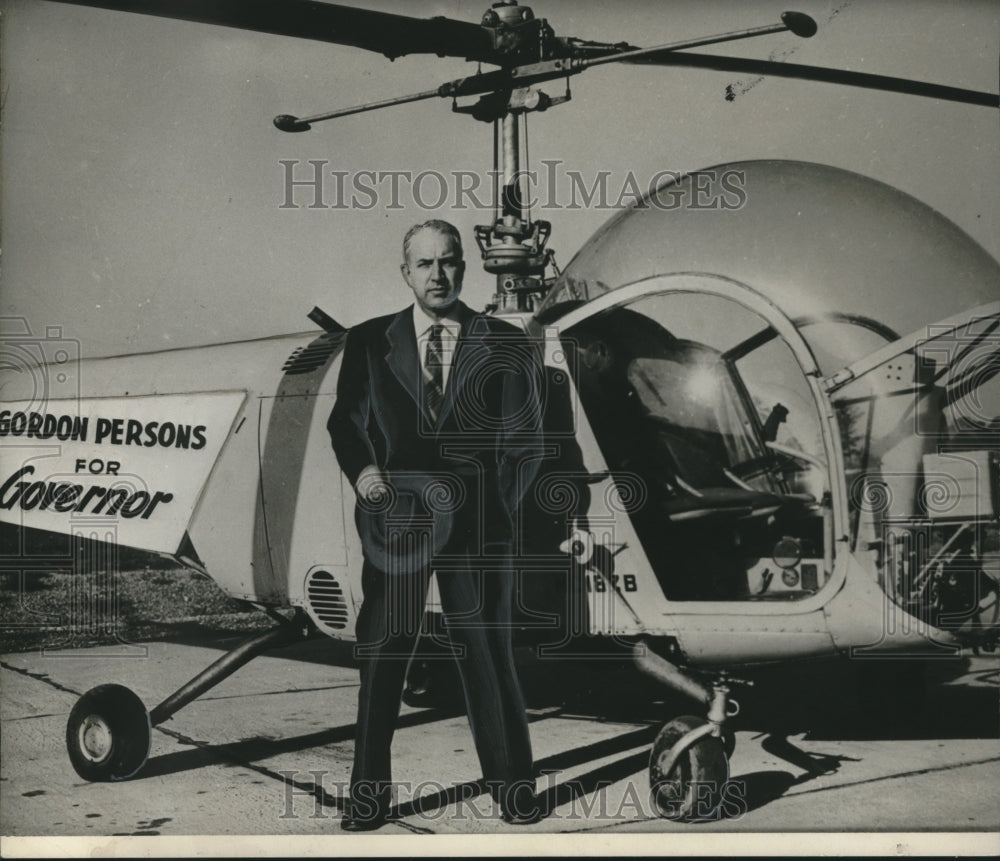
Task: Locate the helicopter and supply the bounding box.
[1,0,998,824]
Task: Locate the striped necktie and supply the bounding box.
[425,324,445,421]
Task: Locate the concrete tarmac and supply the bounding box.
[1,634,998,853]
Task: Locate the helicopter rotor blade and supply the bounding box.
[50,0,498,62]
[271,12,824,132]
[51,2,997,109]
[617,51,999,108]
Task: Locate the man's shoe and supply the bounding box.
[500,796,542,825]
[340,810,389,832]
[340,794,391,832]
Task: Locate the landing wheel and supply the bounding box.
[66,684,151,781]
[649,715,729,821]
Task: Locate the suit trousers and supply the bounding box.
[350,551,535,815]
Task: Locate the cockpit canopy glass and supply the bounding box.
[561,288,830,602]
[541,161,1000,377]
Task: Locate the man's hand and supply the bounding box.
[356,465,391,505]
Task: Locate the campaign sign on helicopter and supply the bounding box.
[0,391,246,553]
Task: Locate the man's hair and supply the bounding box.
[402,219,463,261]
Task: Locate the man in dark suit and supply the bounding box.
[328,219,543,830]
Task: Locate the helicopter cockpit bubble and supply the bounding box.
[543,159,1000,641]
[542,160,999,377]
[559,288,831,603]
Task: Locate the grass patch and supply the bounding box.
[0,568,272,653]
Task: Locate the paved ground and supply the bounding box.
[1,634,998,855]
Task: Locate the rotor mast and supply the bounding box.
[472,1,559,314]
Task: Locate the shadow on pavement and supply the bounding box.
[140,707,454,783]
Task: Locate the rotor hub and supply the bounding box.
[484,1,534,28]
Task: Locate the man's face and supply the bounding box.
[401,228,465,316]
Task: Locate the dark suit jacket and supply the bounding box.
[328,301,543,569]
